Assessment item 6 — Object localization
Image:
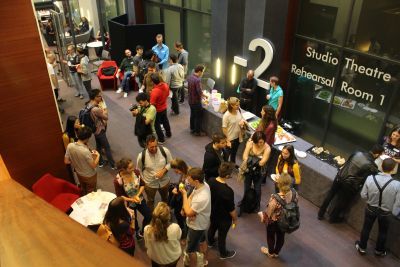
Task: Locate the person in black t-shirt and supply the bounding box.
[203,133,229,181]
[207,162,237,260]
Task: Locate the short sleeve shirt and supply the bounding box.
[139,104,156,133]
[65,142,96,177]
[268,85,283,110]
[186,183,211,230]
[222,111,242,141]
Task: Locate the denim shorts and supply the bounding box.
[186,228,206,253]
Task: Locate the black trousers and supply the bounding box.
[266,221,285,254]
[227,138,240,163]
[189,103,203,134]
[359,206,390,252]
[318,177,355,222]
[178,86,185,103]
[208,218,232,256]
[155,109,171,142]
[94,130,115,167]
[83,80,92,96]
[132,199,152,235]
[170,87,180,114]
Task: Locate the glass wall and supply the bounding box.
[100,0,125,32]
[287,0,400,157]
[144,0,211,74]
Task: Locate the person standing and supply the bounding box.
[152,34,169,69]
[202,133,229,181]
[76,47,92,97]
[63,45,85,99]
[137,134,173,211]
[179,168,211,267]
[88,89,116,169]
[355,158,400,256]
[382,127,400,177]
[239,70,257,113]
[144,202,182,267]
[131,93,156,148]
[150,73,172,143]
[318,145,383,222]
[132,45,144,89]
[140,62,164,95]
[266,76,283,119]
[208,162,238,260]
[188,65,206,136]
[116,49,136,98]
[275,145,301,191]
[174,41,189,103]
[164,54,184,115]
[64,126,99,195]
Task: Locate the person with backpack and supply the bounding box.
[83,89,116,169]
[136,134,173,211]
[131,93,156,148]
[259,173,299,258]
[355,158,400,257]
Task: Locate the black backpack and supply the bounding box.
[273,189,300,233]
[239,188,258,216]
[101,66,116,76]
[134,107,152,137]
[79,105,96,133]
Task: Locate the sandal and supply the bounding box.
[260,246,274,258]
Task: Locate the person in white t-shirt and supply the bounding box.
[179,167,211,267]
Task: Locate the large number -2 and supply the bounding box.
[248,38,274,89]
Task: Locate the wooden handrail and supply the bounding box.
[0,155,147,267]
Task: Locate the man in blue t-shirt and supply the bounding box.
[267,76,283,118]
[152,34,169,69]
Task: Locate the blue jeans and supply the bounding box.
[132,199,152,235]
[244,173,262,210]
[70,72,84,95]
[94,130,115,167]
[121,71,133,93]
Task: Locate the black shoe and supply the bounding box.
[220,250,236,260]
[374,250,387,257]
[98,163,104,168]
[355,241,366,255]
[110,164,117,170]
[317,214,324,220]
[57,98,66,102]
[207,240,215,248]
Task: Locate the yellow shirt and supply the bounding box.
[275,156,301,184]
[62,133,75,150]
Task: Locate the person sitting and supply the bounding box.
[102,197,136,256]
[114,158,152,241]
[77,17,89,33]
[382,126,400,177]
[144,202,182,267]
[116,49,136,98]
[274,145,301,192]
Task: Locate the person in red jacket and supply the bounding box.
[150,73,172,143]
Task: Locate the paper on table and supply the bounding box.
[242,111,256,121]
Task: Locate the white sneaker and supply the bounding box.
[116,88,123,93]
[123,92,128,98]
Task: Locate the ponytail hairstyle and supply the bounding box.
[149,202,171,242]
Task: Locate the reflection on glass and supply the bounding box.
[297,0,352,45]
[146,4,161,24]
[324,53,399,156]
[163,0,182,6]
[346,0,400,59]
[184,0,211,13]
[287,39,339,145]
[163,9,181,53]
[185,11,211,74]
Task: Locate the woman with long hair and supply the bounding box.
[62,115,80,149]
[103,197,136,256]
[257,105,278,146]
[275,145,301,191]
[382,126,400,176]
[222,97,247,163]
[242,131,271,211]
[144,202,182,267]
[114,158,152,241]
[260,173,298,258]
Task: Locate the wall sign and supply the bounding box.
[234,38,274,89]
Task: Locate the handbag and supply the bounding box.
[97,223,120,247]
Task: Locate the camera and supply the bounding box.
[129,104,138,111]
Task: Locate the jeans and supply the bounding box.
[83,80,92,96]
[70,71,84,96]
[318,177,355,222]
[186,228,206,253]
[144,183,170,211]
[132,199,152,235]
[170,87,180,114]
[228,138,240,163]
[189,103,203,134]
[121,71,133,93]
[155,109,171,142]
[94,130,115,167]
[244,173,262,210]
[266,221,285,254]
[359,206,390,252]
[207,219,232,256]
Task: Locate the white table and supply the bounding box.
[87,41,103,48]
[69,191,116,226]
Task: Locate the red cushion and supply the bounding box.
[50,193,80,212]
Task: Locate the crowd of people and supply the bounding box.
[59,33,400,266]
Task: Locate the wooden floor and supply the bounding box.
[57,75,400,267]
